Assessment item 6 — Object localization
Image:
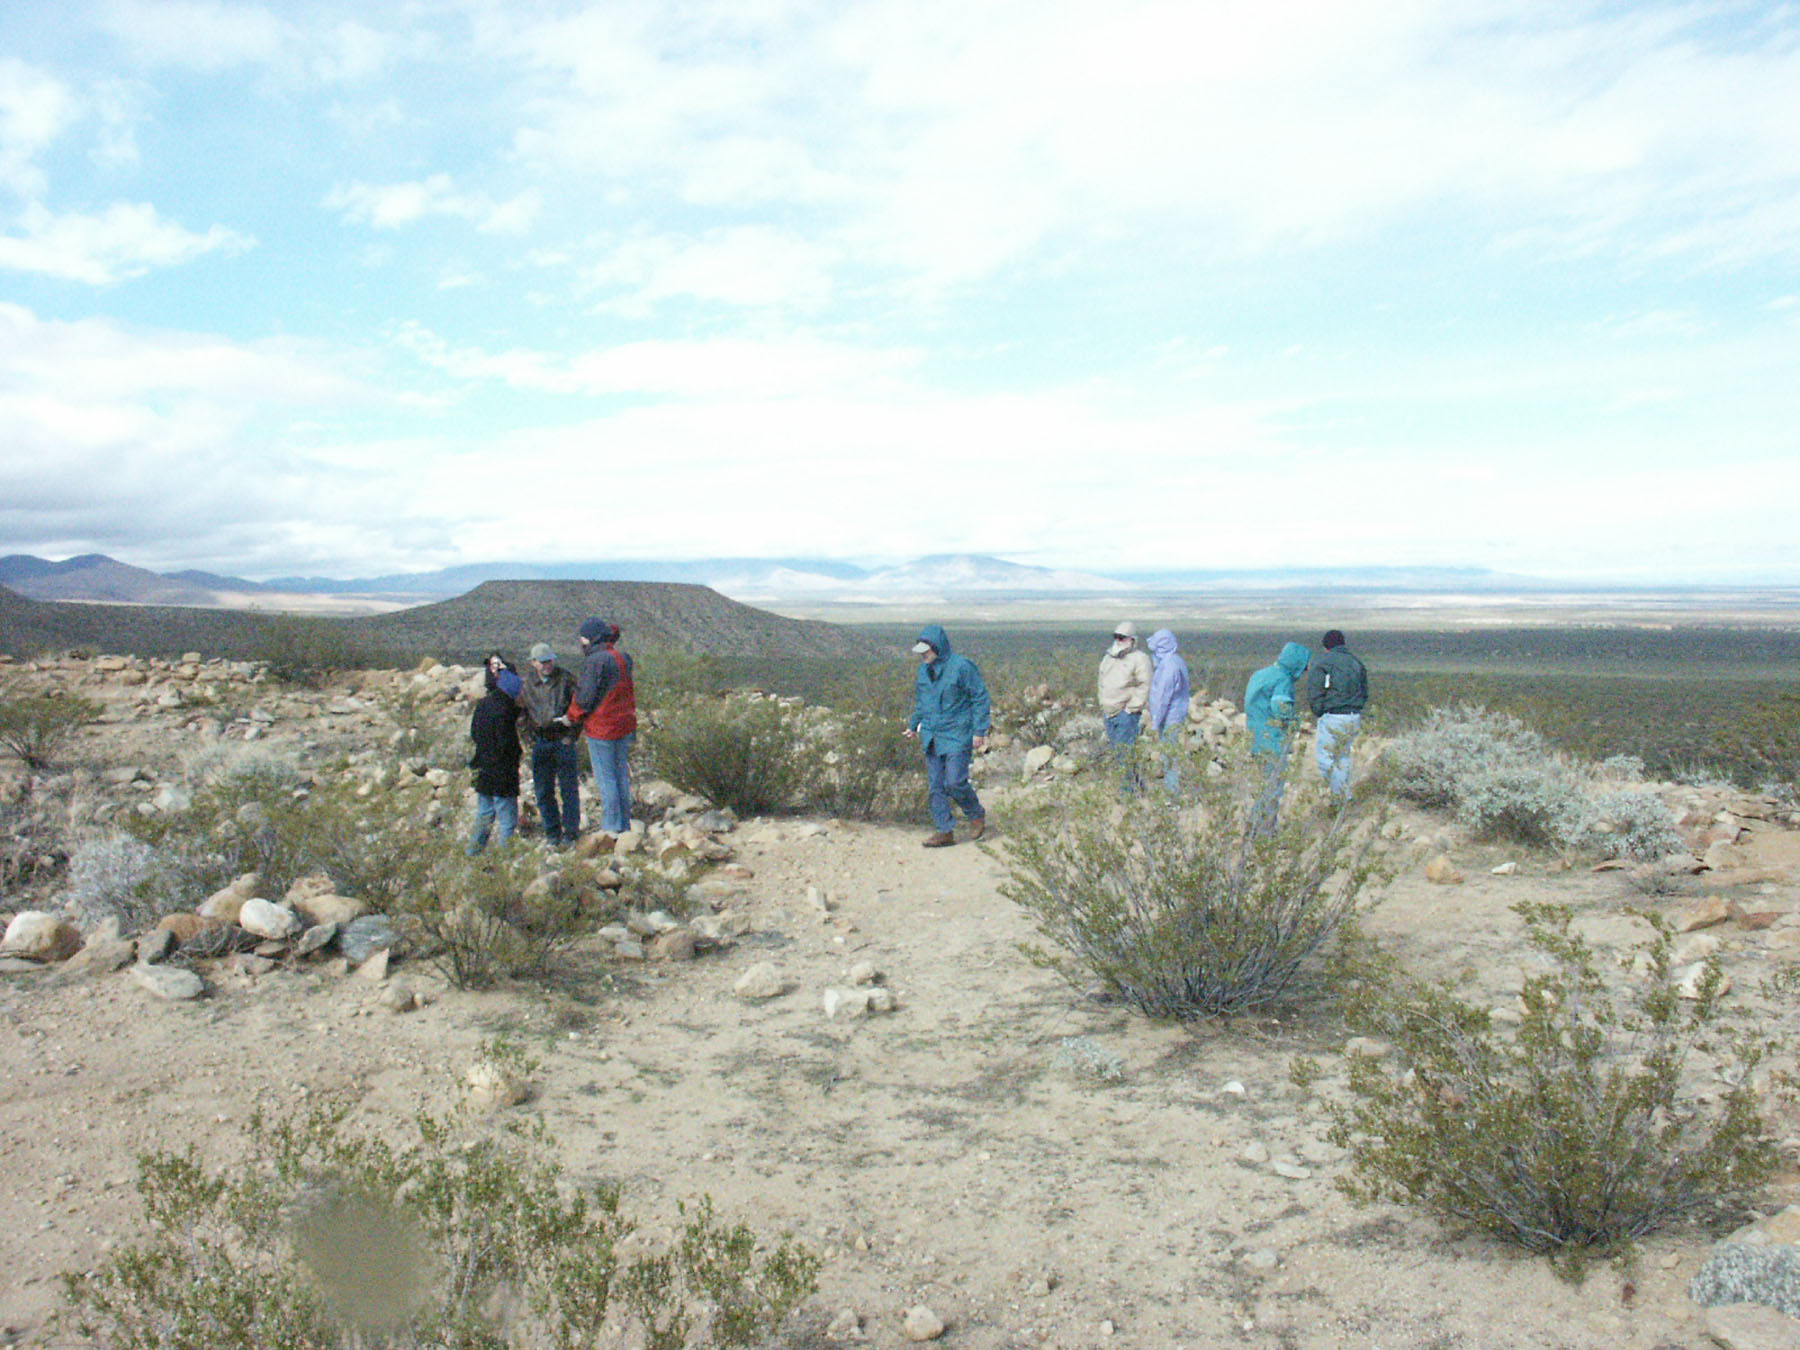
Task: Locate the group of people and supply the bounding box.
[466,617,638,855]
[465,615,1368,855]
[902,621,1370,848]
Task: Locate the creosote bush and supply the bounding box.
[0,688,100,770]
[650,696,803,818]
[1001,750,1382,1018]
[1302,903,1773,1278]
[1571,790,1685,862]
[61,1088,817,1349]
[396,848,596,989]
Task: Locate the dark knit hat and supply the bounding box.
[495,669,523,699]
[578,617,618,645]
[1322,629,1346,649]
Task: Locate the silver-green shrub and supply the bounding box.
[1381,705,1584,846]
[1572,790,1685,861]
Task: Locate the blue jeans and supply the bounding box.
[585,735,634,834]
[924,746,983,834]
[531,739,581,843]
[1157,725,1182,794]
[1105,710,1142,792]
[468,794,517,854]
[1315,712,1362,798]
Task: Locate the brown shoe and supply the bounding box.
[921,831,955,848]
[966,817,986,841]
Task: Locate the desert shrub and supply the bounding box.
[1380,705,1584,846]
[64,834,178,932]
[1571,791,1685,862]
[0,689,100,770]
[1311,903,1773,1278]
[1001,753,1382,1018]
[1599,754,1647,781]
[650,697,803,817]
[61,1089,816,1349]
[252,615,371,688]
[799,703,922,821]
[397,849,592,989]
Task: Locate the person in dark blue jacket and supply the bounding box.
[903,623,991,847]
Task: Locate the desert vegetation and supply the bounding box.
[3,633,1800,1344]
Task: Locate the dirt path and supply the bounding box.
[4,796,1798,1347]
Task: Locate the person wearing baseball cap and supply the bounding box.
[1097,620,1154,791]
[517,640,581,848]
[903,624,991,847]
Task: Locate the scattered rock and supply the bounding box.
[1270,1160,1312,1180]
[1701,1301,1800,1349]
[650,930,697,962]
[466,1059,530,1111]
[137,926,177,964]
[293,922,339,958]
[1243,1248,1280,1271]
[0,911,82,962]
[848,959,881,985]
[1678,898,1733,933]
[339,914,397,966]
[733,962,788,999]
[59,934,135,978]
[1239,1141,1270,1165]
[290,892,367,927]
[1023,745,1055,777]
[1424,855,1464,885]
[356,948,390,982]
[825,1308,864,1341]
[1490,861,1518,876]
[237,898,304,940]
[902,1305,946,1342]
[131,963,204,1001]
[1676,962,1731,1000]
[383,980,417,1013]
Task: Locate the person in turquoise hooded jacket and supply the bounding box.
[1243,641,1311,758]
[1243,642,1310,834]
[904,624,991,847]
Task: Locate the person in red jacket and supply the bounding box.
[567,617,637,835]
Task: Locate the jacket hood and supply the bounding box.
[1277,642,1311,676]
[1148,628,1179,658]
[915,623,953,659]
[579,617,619,645]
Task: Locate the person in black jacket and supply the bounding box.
[1305,629,1369,798]
[467,668,524,854]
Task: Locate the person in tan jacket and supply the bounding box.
[1097,620,1154,789]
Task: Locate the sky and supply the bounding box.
[1,0,1798,584]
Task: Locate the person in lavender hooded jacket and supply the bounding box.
[1146,628,1191,794]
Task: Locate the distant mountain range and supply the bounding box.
[1,550,1580,612]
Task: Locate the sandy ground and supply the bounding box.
[6,768,1800,1349]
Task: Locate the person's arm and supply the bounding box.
[1125,652,1152,716]
[968,662,992,748]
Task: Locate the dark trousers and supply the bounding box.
[531,738,581,843]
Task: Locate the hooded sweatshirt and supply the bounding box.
[1243,642,1311,756]
[907,624,991,756]
[1146,629,1191,733]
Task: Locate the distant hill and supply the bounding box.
[356,580,884,660]
[0,580,886,664]
[0,553,219,606]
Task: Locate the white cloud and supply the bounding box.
[0,59,78,198]
[97,0,289,71]
[326,175,541,234]
[392,324,922,401]
[0,201,252,283]
[582,225,839,312]
[492,0,1800,291]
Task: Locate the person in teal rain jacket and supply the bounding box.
[904,624,991,848]
[1243,641,1310,833]
[1244,641,1311,758]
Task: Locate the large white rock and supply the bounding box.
[1,911,81,962]
[734,962,788,1000]
[237,898,303,940]
[131,964,204,1001]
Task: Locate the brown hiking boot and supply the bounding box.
[966,817,986,841]
[921,831,955,848]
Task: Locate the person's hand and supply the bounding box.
[973,734,988,752]
[902,726,917,739]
